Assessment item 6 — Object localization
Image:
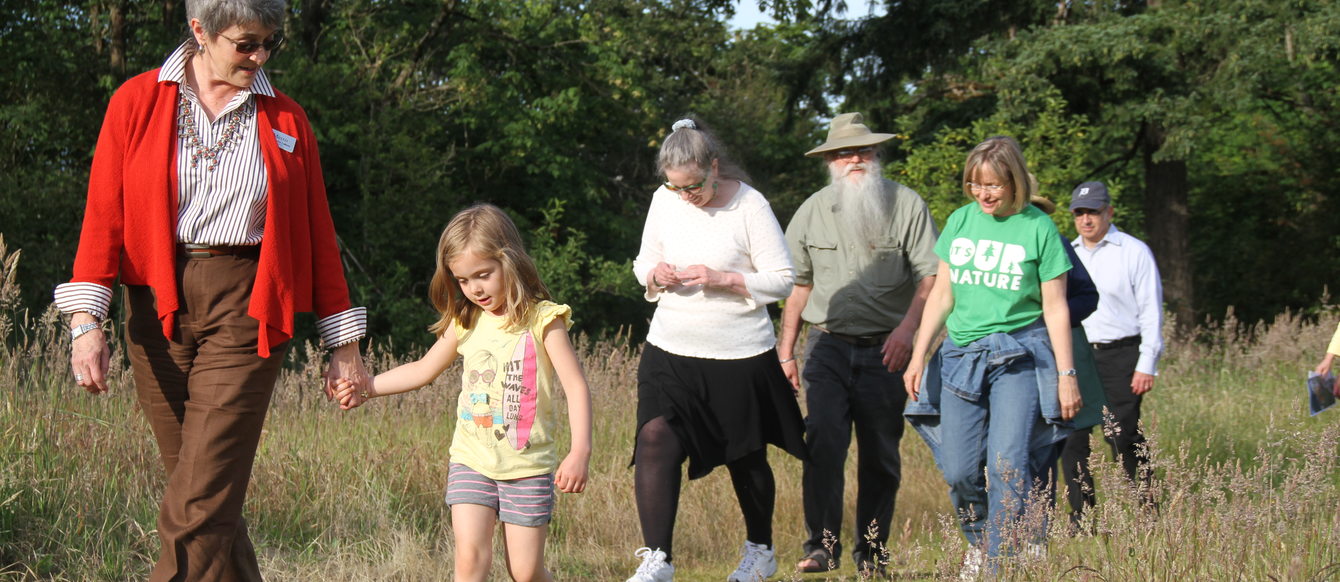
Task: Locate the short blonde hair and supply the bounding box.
[428,204,551,334]
[961,136,1033,215]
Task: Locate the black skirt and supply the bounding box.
[634,343,808,480]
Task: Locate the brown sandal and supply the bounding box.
[796,549,838,573]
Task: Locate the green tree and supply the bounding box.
[2,0,836,348]
[801,0,1340,327]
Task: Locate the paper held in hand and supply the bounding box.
[1305,372,1336,416]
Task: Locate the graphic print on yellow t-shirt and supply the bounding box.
[460,351,503,447]
[449,301,570,480]
[501,331,540,451]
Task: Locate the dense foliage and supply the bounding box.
[3,0,1338,349]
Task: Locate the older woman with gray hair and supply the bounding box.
[54,0,368,578]
[625,117,807,582]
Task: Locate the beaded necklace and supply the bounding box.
[177,93,252,171]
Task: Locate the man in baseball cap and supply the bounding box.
[1060,181,1165,526]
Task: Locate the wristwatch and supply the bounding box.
[1058,368,1078,377]
[70,322,101,341]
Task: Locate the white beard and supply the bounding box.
[829,160,890,251]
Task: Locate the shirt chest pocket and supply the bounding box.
[870,241,910,289]
[806,240,839,279]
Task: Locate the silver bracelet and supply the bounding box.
[779,357,796,364]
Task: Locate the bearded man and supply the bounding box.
[779,113,940,576]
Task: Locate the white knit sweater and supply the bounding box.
[632,182,794,359]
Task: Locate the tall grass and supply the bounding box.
[2,235,1337,581]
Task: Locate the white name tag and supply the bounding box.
[273,129,296,153]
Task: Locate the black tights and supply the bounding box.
[634,416,775,561]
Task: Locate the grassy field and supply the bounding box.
[2,238,1338,581]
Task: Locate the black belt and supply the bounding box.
[822,329,889,348]
[180,243,261,259]
[1092,335,1140,351]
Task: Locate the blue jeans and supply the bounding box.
[938,339,1051,558]
[800,328,906,567]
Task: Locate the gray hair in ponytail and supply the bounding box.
[656,116,751,183]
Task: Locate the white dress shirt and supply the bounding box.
[1071,224,1163,375]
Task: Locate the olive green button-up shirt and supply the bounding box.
[785,178,940,337]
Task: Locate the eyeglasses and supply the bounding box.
[967,182,1007,193]
[828,146,875,160]
[469,369,497,384]
[1072,208,1103,217]
[664,178,708,195]
[217,31,285,55]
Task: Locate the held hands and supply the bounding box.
[326,343,370,411]
[332,377,369,410]
[554,451,590,493]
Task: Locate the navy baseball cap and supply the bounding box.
[1069,181,1111,211]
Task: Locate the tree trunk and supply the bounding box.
[300,0,331,62]
[1142,123,1194,332]
[109,0,127,76]
[163,0,179,30]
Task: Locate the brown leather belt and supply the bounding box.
[180,243,261,259]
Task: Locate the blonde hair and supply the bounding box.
[428,204,551,335]
[961,136,1034,215]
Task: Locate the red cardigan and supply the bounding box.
[69,69,352,357]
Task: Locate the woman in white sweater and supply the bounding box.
[624,118,807,582]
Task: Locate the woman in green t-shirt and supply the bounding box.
[903,137,1082,574]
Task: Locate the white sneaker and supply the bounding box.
[959,547,986,581]
[627,547,674,582]
[727,541,777,582]
[1024,542,1047,562]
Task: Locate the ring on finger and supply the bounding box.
[74,373,84,382]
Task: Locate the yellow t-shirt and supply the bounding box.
[449,301,572,481]
[1328,322,1340,357]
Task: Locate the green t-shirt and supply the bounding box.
[934,204,1071,346]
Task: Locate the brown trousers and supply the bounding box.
[126,253,287,582]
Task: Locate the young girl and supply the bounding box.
[337,203,592,582]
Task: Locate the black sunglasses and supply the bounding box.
[217,31,285,55]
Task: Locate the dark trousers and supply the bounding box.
[126,254,288,582]
[1058,342,1151,521]
[800,329,906,567]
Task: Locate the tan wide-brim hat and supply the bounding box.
[804,112,896,158]
[1030,195,1056,214]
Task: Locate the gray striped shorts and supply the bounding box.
[445,463,555,526]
